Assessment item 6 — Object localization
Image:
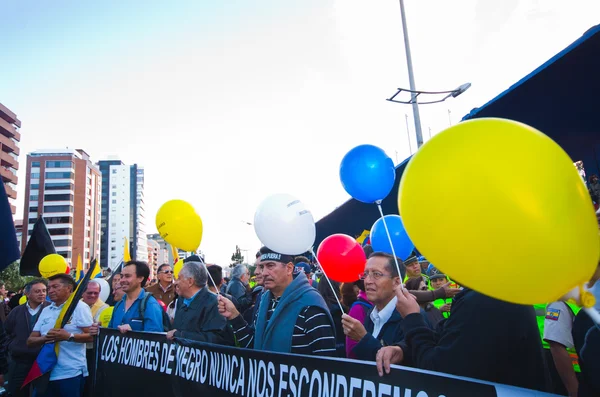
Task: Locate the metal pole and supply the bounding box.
[398,0,423,148]
[405,114,413,154]
[448,109,452,126]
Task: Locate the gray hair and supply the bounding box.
[180,261,208,288]
[231,264,248,280]
[85,280,102,292]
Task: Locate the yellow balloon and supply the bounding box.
[39,254,69,278]
[399,118,599,305]
[173,260,184,279]
[155,200,203,252]
[19,295,27,305]
[99,306,114,328]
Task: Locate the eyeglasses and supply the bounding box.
[159,270,174,274]
[360,271,394,281]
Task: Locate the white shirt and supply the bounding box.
[370,296,398,339]
[33,300,93,381]
[26,302,43,316]
[543,301,575,349]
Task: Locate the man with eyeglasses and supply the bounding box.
[342,252,417,362]
[145,263,176,307]
[218,246,336,355]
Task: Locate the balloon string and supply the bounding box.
[310,249,345,314]
[376,202,404,290]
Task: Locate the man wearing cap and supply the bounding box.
[403,256,428,283]
[293,256,314,287]
[218,247,336,355]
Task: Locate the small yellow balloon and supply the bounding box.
[155,200,203,252]
[173,260,184,279]
[39,254,69,278]
[19,295,27,305]
[399,118,599,305]
[99,306,114,328]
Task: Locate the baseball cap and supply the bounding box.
[293,262,312,276]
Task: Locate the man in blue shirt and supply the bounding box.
[107,261,164,333]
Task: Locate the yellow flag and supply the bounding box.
[75,255,84,283]
[171,244,179,264]
[123,237,131,262]
[90,260,102,279]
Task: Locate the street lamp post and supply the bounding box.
[398,0,424,148]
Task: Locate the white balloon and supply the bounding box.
[95,278,111,303]
[254,193,316,255]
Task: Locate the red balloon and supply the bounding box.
[65,266,70,274]
[317,234,366,282]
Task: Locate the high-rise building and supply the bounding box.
[22,149,102,267]
[0,103,21,215]
[98,160,147,269]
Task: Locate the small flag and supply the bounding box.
[75,255,84,283]
[91,259,102,279]
[171,244,179,265]
[20,217,56,276]
[0,182,20,271]
[23,259,96,390]
[123,237,131,262]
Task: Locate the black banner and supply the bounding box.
[93,329,547,397]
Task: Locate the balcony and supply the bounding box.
[0,150,18,170]
[0,103,21,128]
[4,182,17,199]
[0,167,17,184]
[0,134,19,155]
[0,118,21,141]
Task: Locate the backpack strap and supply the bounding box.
[139,292,154,322]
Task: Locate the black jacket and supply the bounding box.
[172,287,232,345]
[573,310,600,397]
[400,289,549,392]
[4,302,50,360]
[353,307,406,362]
[226,278,252,313]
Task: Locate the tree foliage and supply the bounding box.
[0,261,34,291]
[230,245,244,267]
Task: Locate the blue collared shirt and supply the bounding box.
[108,289,164,332]
[182,290,201,307]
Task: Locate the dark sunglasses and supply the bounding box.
[159,270,174,274]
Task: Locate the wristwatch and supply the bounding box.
[68,333,75,342]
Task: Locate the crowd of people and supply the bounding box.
[0,216,599,397]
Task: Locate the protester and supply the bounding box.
[293,256,314,286]
[376,287,549,392]
[402,256,428,282]
[227,264,253,313]
[166,261,231,344]
[81,280,109,396]
[427,267,452,318]
[0,283,11,323]
[317,277,345,357]
[27,274,93,397]
[405,277,444,329]
[105,261,165,333]
[4,279,49,397]
[344,280,373,359]
[342,252,413,362]
[104,274,122,306]
[588,174,600,206]
[218,246,336,355]
[145,264,176,307]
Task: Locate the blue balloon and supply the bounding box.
[370,215,414,260]
[340,145,396,203]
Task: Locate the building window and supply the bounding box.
[112,200,116,204]
[111,192,117,196]
[45,172,74,179]
[112,169,117,174]
[31,184,39,189]
[53,239,72,247]
[45,182,73,191]
[44,216,72,224]
[31,161,40,167]
[43,194,73,202]
[112,185,116,189]
[29,195,38,201]
[31,173,40,178]
[49,228,72,236]
[45,161,73,168]
[29,206,38,212]
[43,205,74,213]
[111,247,116,251]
